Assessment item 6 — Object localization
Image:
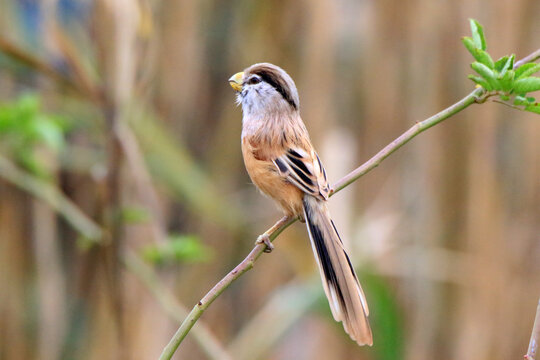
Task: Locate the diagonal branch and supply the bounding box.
[331,87,484,194]
[514,48,540,69]
[0,154,103,242]
[158,216,295,360]
[0,36,101,101]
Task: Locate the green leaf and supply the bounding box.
[474,49,495,69]
[462,37,477,55]
[525,103,540,114]
[497,54,515,77]
[514,95,528,106]
[17,149,49,177]
[120,206,150,224]
[499,69,515,92]
[469,19,487,51]
[512,77,540,94]
[468,75,492,90]
[494,56,508,72]
[18,94,40,114]
[471,62,500,89]
[462,37,494,68]
[515,63,540,79]
[0,94,67,164]
[142,234,213,265]
[31,118,65,151]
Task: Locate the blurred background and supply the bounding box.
[0,0,539,359]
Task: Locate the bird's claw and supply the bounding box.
[256,234,274,253]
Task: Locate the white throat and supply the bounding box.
[238,85,297,138]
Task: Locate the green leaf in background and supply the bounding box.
[142,234,213,265]
[512,77,540,94]
[31,116,65,151]
[469,19,487,51]
[120,206,150,224]
[515,63,540,79]
[0,93,68,177]
[471,62,500,89]
[362,272,404,360]
[18,148,44,176]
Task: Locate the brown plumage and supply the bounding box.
[229,63,373,346]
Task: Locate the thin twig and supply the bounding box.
[491,99,526,111]
[525,297,540,360]
[514,48,540,69]
[0,37,75,90]
[158,87,487,359]
[331,87,484,194]
[116,120,167,244]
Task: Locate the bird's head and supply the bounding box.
[229,63,300,117]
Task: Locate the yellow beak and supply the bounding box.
[228,72,244,92]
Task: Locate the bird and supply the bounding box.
[228,63,373,346]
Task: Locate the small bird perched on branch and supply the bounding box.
[229,63,372,346]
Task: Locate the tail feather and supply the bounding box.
[303,196,372,346]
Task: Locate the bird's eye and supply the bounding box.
[247,77,261,85]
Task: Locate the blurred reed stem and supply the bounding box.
[124,252,232,360]
[0,153,103,241]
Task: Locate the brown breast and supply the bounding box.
[241,137,304,216]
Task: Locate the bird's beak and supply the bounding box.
[228,72,244,92]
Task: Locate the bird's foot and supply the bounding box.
[256,234,274,253]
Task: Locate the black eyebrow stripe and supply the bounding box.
[255,71,298,110]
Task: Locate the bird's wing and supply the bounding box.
[273,147,330,200]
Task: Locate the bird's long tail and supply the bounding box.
[302,195,372,346]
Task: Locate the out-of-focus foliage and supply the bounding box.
[142,234,214,265]
[0,94,67,177]
[363,273,404,360]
